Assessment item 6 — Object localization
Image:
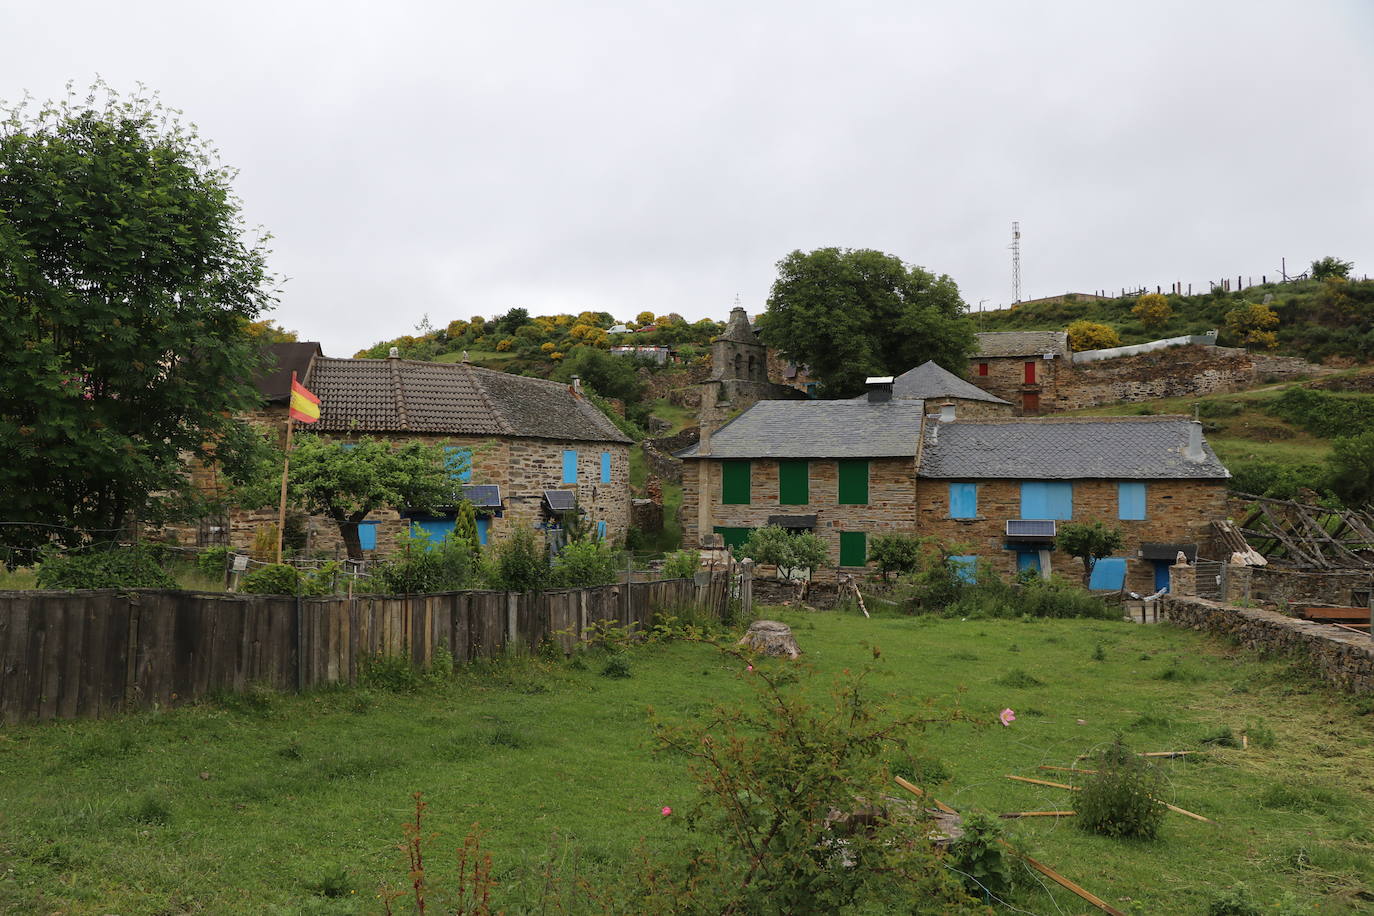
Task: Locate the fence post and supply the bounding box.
[739,559,754,619]
[1218,562,1230,603]
[506,592,518,649]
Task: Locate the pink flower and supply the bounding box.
[746,665,754,672]
[661,806,672,817]
[999,708,1016,727]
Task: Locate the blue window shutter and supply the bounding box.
[1118,482,1146,520]
[445,446,473,483]
[358,521,379,551]
[1046,482,1073,519]
[475,517,489,546]
[949,483,977,519]
[1023,481,1072,519]
[411,517,453,548]
[1020,481,1046,518]
[600,451,611,483]
[562,449,578,484]
[1089,557,1127,590]
[950,555,978,584]
[597,520,607,540]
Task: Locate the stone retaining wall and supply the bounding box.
[1162,596,1374,693]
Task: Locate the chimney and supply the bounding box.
[865,376,894,404]
[1185,421,1205,462]
[570,375,582,395]
[388,346,400,359]
[938,401,956,423]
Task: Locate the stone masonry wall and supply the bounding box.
[1248,566,1374,608]
[916,478,1229,593]
[966,356,1066,414]
[681,457,918,566]
[228,433,631,558]
[1163,596,1374,694]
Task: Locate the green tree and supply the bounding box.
[0,83,275,562]
[740,525,829,579]
[287,435,461,560]
[867,533,923,583]
[1056,521,1125,588]
[1131,293,1173,330]
[453,499,481,550]
[1310,256,1354,281]
[756,248,975,396]
[1066,319,1122,351]
[1328,430,1374,507]
[1224,302,1280,349]
[554,345,646,402]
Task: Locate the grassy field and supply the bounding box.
[2,611,1373,914]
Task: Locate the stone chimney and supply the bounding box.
[865,377,894,404]
[938,401,956,423]
[1185,421,1205,462]
[388,346,400,359]
[570,375,582,395]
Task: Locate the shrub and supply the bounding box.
[739,525,828,579]
[239,563,303,595]
[195,545,233,577]
[485,527,549,592]
[552,539,620,587]
[660,549,700,580]
[1228,459,1331,500]
[1075,737,1166,840]
[368,531,479,594]
[1224,302,1279,348]
[947,812,1012,899]
[1131,293,1173,329]
[867,533,923,583]
[36,546,177,590]
[599,652,632,679]
[1066,319,1121,351]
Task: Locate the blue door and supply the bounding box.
[1017,551,1041,575]
[476,517,490,546]
[1152,560,1171,592]
[1088,557,1127,590]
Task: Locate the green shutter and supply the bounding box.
[714,526,753,549]
[721,460,751,505]
[778,459,809,505]
[839,531,867,567]
[837,459,869,505]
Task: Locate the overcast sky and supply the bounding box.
[7,1,1373,356]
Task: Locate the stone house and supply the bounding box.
[231,352,632,557]
[969,331,1071,415]
[846,360,1013,417]
[677,385,1229,592]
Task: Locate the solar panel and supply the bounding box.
[543,489,577,512]
[462,485,502,508]
[1006,519,1057,538]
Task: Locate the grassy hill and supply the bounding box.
[976,277,1374,364]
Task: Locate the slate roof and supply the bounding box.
[675,399,927,459]
[846,360,1009,404]
[974,331,1071,359]
[306,357,630,443]
[254,342,323,403]
[717,307,759,344]
[917,417,1229,480]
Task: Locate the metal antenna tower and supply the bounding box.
[1010,220,1022,303]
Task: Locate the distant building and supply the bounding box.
[969,331,1071,414]
[705,306,805,412]
[846,360,1012,417]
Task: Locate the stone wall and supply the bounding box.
[1248,566,1374,608]
[227,433,632,558]
[642,427,699,484]
[966,355,1067,414]
[916,478,1228,593]
[1162,596,1374,694]
[682,456,918,566]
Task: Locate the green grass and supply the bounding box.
[3,613,1373,913]
[647,397,696,436]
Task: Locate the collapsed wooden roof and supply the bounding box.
[1229,493,1374,569]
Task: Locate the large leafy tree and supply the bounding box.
[287,435,465,561]
[1056,521,1125,589]
[0,84,275,563]
[756,248,976,396]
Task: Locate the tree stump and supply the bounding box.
[737,620,801,658]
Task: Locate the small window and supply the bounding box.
[949,482,978,519]
[839,531,867,567]
[562,449,578,484]
[597,520,607,540]
[1024,361,1037,384]
[721,460,751,505]
[1118,482,1147,520]
[600,451,612,484]
[358,520,379,551]
[445,446,473,483]
[837,459,869,505]
[778,459,809,505]
[977,362,989,377]
[950,555,978,583]
[1020,481,1072,520]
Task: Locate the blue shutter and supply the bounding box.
[600,451,612,483]
[1118,482,1146,520]
[1089,557,1127,590]
[411,517,453,548]
[445,446,473,483]
[1017,551,1041,574]
[358,521,379,551]
[1020,481,1072,520]
[597,520,607,540]
[950,555,978,584]
[949,483,978,519]
[476,517,489,546]
[562,449,578,484]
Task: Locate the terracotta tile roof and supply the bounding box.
[305,357,630,443]
[254,342,323,403]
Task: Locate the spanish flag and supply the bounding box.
[289,378,321,423]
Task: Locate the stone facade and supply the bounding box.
[682,457,918,567]
[226,432,631,558]
[966,355,1066,414]
[1163,596,1374,694]
[915,478,1229,594]
[1247,566,1374,609]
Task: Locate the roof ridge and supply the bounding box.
[389,357,409,428]
[463,364,516,436]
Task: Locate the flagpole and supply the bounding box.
[276,371,297,564]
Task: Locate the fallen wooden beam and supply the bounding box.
[1006,775,1215,823]
[891,775,957,815]
[1039,765,1096,775]
[1075,750,1195,760]
[999,811,1077,818]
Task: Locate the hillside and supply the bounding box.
[976,276,1374,365]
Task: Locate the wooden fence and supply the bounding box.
[0,576,728,724]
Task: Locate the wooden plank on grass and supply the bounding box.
[999,811,1077,818]
[1009,775,1214,823]
[1008,775,1076,790]
[1014,850,1128,916]
[892,775,958,815]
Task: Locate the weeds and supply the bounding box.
[1075,737,1165,840]
[997,668,1044,688]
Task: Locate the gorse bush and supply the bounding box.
[36,546,177,590]
[1075,737,1166,840]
